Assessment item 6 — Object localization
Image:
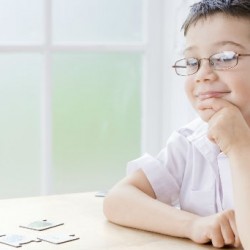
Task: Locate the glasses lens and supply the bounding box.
[210,51,237,70]
[174,58,198,76]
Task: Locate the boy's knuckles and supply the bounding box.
[224,209,235,218]
[223,233,235,245]
[211,237,225,248]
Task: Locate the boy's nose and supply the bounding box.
[194,59,217,83]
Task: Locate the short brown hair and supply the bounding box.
[182,0,250,36]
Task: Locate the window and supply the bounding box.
[0,0,195,198]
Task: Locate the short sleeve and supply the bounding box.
[126,131,189,206]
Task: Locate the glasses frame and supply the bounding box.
[172,51,250,76]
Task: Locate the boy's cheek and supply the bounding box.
[184,84,196,105]
[184,78,193,94]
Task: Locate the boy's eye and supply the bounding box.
[211,51,236,64]
[186,58,198,68]
[221,56,233,62]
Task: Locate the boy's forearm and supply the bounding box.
[228,145,250,249]
[103,184,199,239]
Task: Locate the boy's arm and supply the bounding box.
[200,97,250,249]
[228,145,250,250]
[103,169,241,247]
[103,169,198,238]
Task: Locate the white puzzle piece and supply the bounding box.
[0,234,41,247]
[38,233,79,244]
[95,190,108,197]
[20,219,64,231]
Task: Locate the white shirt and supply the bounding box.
[127,118,234,216]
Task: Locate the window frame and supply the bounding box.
[0,0,195,195]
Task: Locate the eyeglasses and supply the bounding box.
[172,51,250,76]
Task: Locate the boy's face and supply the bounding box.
[184,14,250,125]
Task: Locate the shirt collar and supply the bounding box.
[180,118,220,165]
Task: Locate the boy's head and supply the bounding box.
[174,0,250,125]
[182,0,250,36]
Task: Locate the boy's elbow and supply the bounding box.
[103,195,113,221]
[103,191,120,223]
[103,188,127,224]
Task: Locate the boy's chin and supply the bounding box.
[197,109,216,123]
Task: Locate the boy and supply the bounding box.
[103,0,250,248]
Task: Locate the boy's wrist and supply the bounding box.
[227,140,250,160]
[181,214,201,240]
[227,143,250,171]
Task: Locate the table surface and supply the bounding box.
[0,192,241,250]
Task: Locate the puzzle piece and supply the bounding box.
[0,234,41,247]
[20,219,64,231]
[38,233,79,244]
[95,190,108,197]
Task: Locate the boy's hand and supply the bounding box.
[197,98,250,155]
[189,210,241,248]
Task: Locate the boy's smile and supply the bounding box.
[184,13,250,125]
[195,91,231,101]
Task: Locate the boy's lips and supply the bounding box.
[196,91,231,100]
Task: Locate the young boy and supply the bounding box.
[103,0,250,248]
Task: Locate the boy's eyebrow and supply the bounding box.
[184,41,246,54]
[213,41,246,49]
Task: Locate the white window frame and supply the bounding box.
[0,0,195,195]
[43,0,169,195]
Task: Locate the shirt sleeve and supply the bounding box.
[126,131,189,206]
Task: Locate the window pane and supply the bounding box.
[0,0,43,44]
[52,52,141,193]
[52,0,144,43]
[0,54,42,198]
